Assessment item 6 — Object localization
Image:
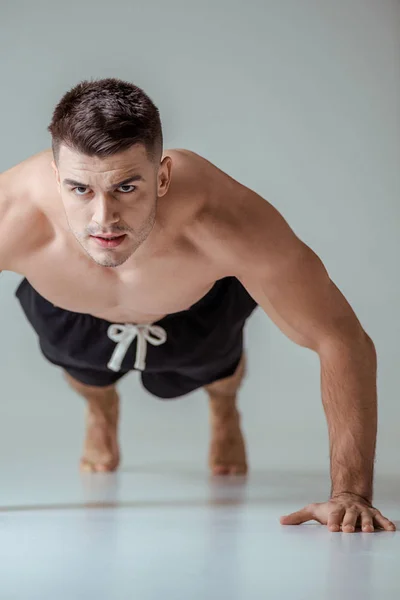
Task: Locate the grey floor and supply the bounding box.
[1,467,400,599]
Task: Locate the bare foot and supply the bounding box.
[209,406,248,476]
[80,392,120,473]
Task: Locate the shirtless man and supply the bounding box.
[0,78,395,533]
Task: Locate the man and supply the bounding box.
[0,78,394,533]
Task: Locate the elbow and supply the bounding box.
[318,321,376,360]
[317,330,377,377]
[362,331,377,364]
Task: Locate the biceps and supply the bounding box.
[240,246,363,351]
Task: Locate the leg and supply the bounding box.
[64,372,120,472]
[204,354,248,476]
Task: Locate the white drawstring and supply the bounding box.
[107,323,167,372]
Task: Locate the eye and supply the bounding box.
[73,186,89,196]
[117,184,136,193]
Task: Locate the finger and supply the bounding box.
[280,506,314,526]
[360,510,375,533]
[373,512,396,532]
[342,508,359,533]
[327,508,346,532]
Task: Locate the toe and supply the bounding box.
[212,465,230,476]
[80,458,118,473]
[212,464,247,476]
[229,464,248,476]
[80,459,95,473]
[95,463,117,473]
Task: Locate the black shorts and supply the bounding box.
[15,277,257,399]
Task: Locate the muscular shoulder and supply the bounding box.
[168,149,300,274]
[0,151,55,272]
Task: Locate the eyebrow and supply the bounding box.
[63,174,144,190]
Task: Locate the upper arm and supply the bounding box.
[0,190,12,271]
[0,188,35,272]
[227,189,365,351]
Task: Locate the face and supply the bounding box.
[53,144,171,268]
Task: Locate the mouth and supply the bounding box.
[90,234,127,249]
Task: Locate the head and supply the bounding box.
[48,78,171,268]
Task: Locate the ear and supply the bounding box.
[51,159,61,192]
[157,156,172,197]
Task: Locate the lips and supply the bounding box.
[91,234,127,248]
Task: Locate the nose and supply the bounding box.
[92,194,119,227]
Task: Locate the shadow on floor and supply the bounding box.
[1,468,398,517]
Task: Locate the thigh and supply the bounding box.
[141,348,243,399]
[204,354,246,396]
[63,365,126,389]
[141,278,256,399]
[16,278,132,383]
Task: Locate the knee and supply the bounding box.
[64,371,116,397]
[205,355,246,397]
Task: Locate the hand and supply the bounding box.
[280,493,396,533]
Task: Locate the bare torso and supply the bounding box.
[0,147,260,479]
[0,149,240,323]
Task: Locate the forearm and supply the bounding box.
[319,332,377,503]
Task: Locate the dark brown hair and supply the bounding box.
[48,78,163,162]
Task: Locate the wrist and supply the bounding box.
[331,491,373,506]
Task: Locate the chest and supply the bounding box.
[21,238,221,322]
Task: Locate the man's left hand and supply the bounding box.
[280,493,396,533]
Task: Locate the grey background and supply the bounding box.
[0,0,399,503]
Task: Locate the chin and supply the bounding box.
[77,232,147,268]
[79,243,132,268]
[92,251,133,268]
